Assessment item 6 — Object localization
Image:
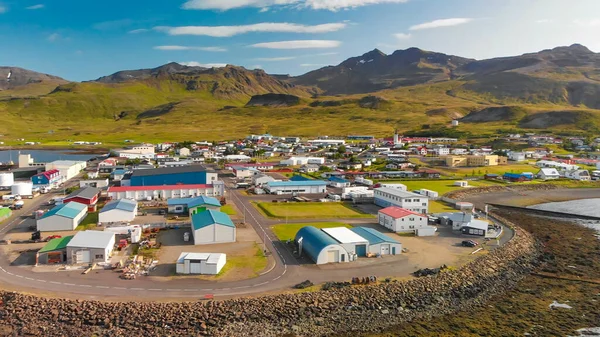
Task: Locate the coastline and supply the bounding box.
[0,146,109,155]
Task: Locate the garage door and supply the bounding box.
[380,244,390,255]
[327,250,339,263]
[75,250,91,264]
[190,262,202,274]
[356,244,367,257]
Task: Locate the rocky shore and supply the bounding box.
[445,183,560,200]
[0,213,539,337]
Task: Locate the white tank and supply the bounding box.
[11,182,33,196]
[0,172,14,187]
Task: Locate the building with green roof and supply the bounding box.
[190,210,236,245]
[36,235,73,264]
[36,202,88,232]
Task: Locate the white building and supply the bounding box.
[66,231,115,264]
[307,139,346,146]
[432,148,450,156]
[190,210,236,245]
[176,253,226,275]
[116,145,155,159]
[377,183,407,191]
[232,166,259,178]
[252,174,276,186]
[107,183,225,201]
[536,160,579,171]
[265,180,327,194]
[350,227,402,255]
[98,199,138,224]
[295,226,350,264]
[378,206,430,233]
[36,202,88,232]
[537,168,560,180]
[418,189,439,198]
[374,188,428,214]
[321,227,369,258]
[280,157,325,166]
[104,225,142,244]
[45,160,87,181]
[224,154,251,162]
[79,179,110,189]
[508,152,526,162]
[178,148,191,157]
[565,169,591,181]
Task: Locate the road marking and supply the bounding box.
[36,279,46,283]
[14,274,23,278]
[166,288,181,291]
[95,286,109,289]
[131,288,144,291]
[63,283,75,286]
[112,287,127,290]
[147,288,163,291]
[254,281,269,287]
[184,289,196,292]
[6,272,13,276]
[50,281,62,285]
[24,277,34,280]
[79,285,92,288]
[272,275,282,281]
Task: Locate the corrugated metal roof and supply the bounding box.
[350,227,399,245]
[167,196,221,208]
[65,186,100,200]
[41,202,87,220]
[39,235,74,253]
[289,175,311,181]
[67,231,115,249]
[294,226,339,263]
[192,210,234,230]
[379,206,426,219]
[100,199,137,213]
[375,187,424,198]
[108,184,211,192]
[322,227,368,244]
[268,180,327,187]
[130,165,209,177]
[328,176,350,183]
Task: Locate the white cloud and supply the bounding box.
[259,7,270,12]
[178,61,227,68]
[156,22,346,37]
[254,56,296,61]
[181,0,408,11]
[534,19,551,24]
[47,33,60,42]
[128,29,149,34]
[409,18,473,31]
[300,63,327,67]
[574,19,600,27]
[394,33,411,40]
[250,40,341,49]
[26,4,44,10]
[154,45,227,52]
[0,6,6,13]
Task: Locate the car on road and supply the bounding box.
[461,240,478,247]
[158,209,166,215]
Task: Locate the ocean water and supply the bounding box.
[530,198,600,233]
[0,150,98,164]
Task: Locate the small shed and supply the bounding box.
[36,235,73,264]
[321,227,369,257]
[37,202,88,232]
[294,226,349,264]
[99,199,138,223]
[350,227,402,256]
[454,181,469,187]
[190,210,236,245]
[66,231,116,264]
[175,252,226,275]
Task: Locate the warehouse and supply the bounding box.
[190,210,236,245]
[66,231,115,264]
[37,202,87,232]
[98,199,138,224]
[36,236,73,264]
[328,176,351,188]
[176,252,226,275]
[295,226,350,265]
[79,178,110,189]
[107,182,225,201]
[378,206,430,233]
[167,196,221,215]
[374,187,429,214]
[321,227,368,258]
[63,186,101,212]
[460,219,489,237]
[351,227,402,255]
[125,166,218,186]
[31,169,61,188]
[265,180,327,195]
[45,160,87,181]
[232,166,259,179]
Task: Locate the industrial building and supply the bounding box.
[45,160,87,181]
[104,225,142,244]
[98,199,138,224]
[11,182,33,197]
[31,169,60,188]
[36,236,74,264]
[444,155,508,167]
[374,187,429,214]
[107,182,225,201]
[66,231,116,264]
[280,157,326,166]
[79,178,110,189]
[321,227,369,258]
[63,187,100,212]
[37,202,88,232]
[176,252,226,275]
[190,210,236,245]
[350,227,402,255]
[328,176,351,188]
[438,213,490,237]
[265,180,327,195]
[167,196,221,215]
[115,145,155,159]
[0,172,14,189]
[125,166,218,186]
[232,166,259,179]
[377,206,432,234]
[295,226,349,265]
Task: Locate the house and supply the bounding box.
[178,148,191,157]
[502,172,533,182]
[508,152,526,162]
[232,166,259,179]
[31,169,61,188]
[265,180,327,195]
[98,199,138,224]
[36,235,74,264]
[111,169,128,181]
[125,166,218,187]
[328,176,351,188]
[295,226,350,264]
[565,169,591,181]
[321,227,369,257]
[107,183,225,201]
[351,227,402,255]
[444,155,507,167]
[45,160,87,181]
[167,196,221,215]
[63,186,100,212]
[190,210,236,245]
[378,206,430,233]
[338,162,362,170]
[115,145,155,159]
[535,160,579,171]
[176,252,226,275]
[431,147,450,156]
[374,188,429,214]
[300,164,319,173]
[66,231,116,264]
[37,202,88,232]
[252,174,276,186]
[537,168,560,180]
[79,178,110,189]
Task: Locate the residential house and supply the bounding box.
[537,168,560,180]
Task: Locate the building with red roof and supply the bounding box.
[31,169,61,188]
[378,206,430,233]
[107,183,224,201]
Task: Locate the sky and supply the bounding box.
[1,0,600,81]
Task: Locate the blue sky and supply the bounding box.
[1,0,599,81]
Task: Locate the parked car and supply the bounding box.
[158,209,166,215]
[461,240,477,247]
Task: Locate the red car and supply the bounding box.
[45,235,62,241]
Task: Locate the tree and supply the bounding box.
[337,145,346,154]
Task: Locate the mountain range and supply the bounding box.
[2,44,600,142]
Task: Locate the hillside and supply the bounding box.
[0,67,68,98]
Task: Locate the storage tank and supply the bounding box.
[0,172,14,188]
[11,182,33,196]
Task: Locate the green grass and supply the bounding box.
[76,212,98,230]
[429,200,456,213]
[220,204,237,216]
[216,244,267,278]
[448,163,540,176]
[271,222,353,241]
[255,202,375,219]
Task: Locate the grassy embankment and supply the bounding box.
[271,222,353,241]
[254,202,374,219]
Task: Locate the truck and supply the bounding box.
[11,200,24,210]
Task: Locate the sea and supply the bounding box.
[529,198,600,233]
[0,150,100,164]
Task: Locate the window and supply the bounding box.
[95,254,104,259]
[422,203,427,206]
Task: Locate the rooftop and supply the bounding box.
[41,202,87,220]
[322,227,368,244]
[39,235,74,253]
[464,219,490,231]
[130,165,209,178]
[177,252,225,264]
[100,199,137,213]
[192,210,235,230]
[67,231,115,249]
[108,184,212,192]
[167,196,221,208]
[48,160,86,166]
[350,227,400,245]
[379,206,426,219]
[65,187,101,200]
[375,187,425,198]
[268,180,327,187]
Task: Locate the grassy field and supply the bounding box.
[375,179,502,195]
[428,200,456,213]
[216,244,267,278]
[271,222,353,241]
[447,163,540,176]
[75,212,98,231]
[220,204,237,216]
[255,202,374,219]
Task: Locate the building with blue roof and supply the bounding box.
[191,210,236,245]
[289,175,311,182]
[36,202,88,232]
[99,199,138,224]
[294,226,350,264]
[328,176,351,188]
[265,180,327,195]
[502,172,534,182]
[350,227,402,255]
[167,196,221,215]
